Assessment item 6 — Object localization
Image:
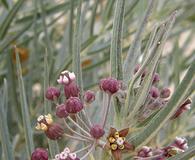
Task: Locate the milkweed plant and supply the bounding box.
[0,0,195,160]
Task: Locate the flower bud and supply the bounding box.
[56,104,69,118]
[45,123,64,140]
[137,146,153,157]
[66,97,83,114]
[172,137,188,150]
[31,148,48,160]
[99,77,120,95]
[152,73,160,84]
[90,124,105,139]
[149,86,160,98]
[171,99,191,119]
[160,88,171,98]
[45,87,60,101]
[84,90,95,104]
[64,82,80,99]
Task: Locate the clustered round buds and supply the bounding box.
[35,114,63,140]
[84,90,95,104]
[135,137,188,159]
[90,124,105,139]
[171,98,192,119]
[54,147,80,160]
[31,148,48,160]
[137,146,153,158]
[56,104,69,118]
[66,97,83,114]
[99,77,120,95]
[45,87,60,101]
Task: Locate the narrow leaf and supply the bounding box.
[110,0,125,79]
[0,0,25,39]
[123,0,155,84]
[15,48,34,157]
[0,79,14,160]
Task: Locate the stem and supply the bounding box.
[76,114,90,131]
[63,133,91,142]
[64,119,93,141]
[73,144,92,154]
[102,94,111,128]
[80,143,95,160]
[68,116,91,137]
[81,109,92,127]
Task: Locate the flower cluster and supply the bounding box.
[54,147,79,160]
[134,64,192,121]
[135,137,188,159]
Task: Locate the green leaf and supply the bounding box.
[110,0,125,79]
[123,0,155,84]
[15,48,34,157]
[0,0,25,39]
[167,145,195,160]
[0,79,15,160]
[128,58,195,148]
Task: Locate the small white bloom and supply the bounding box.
[60,152,68,159]
[64,147,70,154]
[37,115,44,122]
[69,153,77,159]
[69,72,76,81]
[62,76,69,84]
[54,154,60,160]
[116,137,124,146]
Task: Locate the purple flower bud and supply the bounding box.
[171,98,191,119]
[137,146,153,157]
[31,148,48,160]
[99,77,120,95]
[84,90,95,104]
[152,73,160,84]
[90,124,105,139]
[160,88,171,98]
[64,82,80,99]
[45,123,64,140]
[172,137,188,150]
[56,104,69,118]
[149,86,160,98]
[45,87,60,101]
[66,97,83,114]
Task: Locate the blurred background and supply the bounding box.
[0,0,195,159]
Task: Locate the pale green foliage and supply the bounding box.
[0,0,195,159]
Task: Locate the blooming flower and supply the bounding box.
[57,70,76,85]
[35,114,64,140]
[90,124,105,139]
[54,147,79,160]
[106,128,134,160]
[31,148,48,160]
[99,77,120,95]
[137,146,153,158]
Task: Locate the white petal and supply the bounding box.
[69,153,77,159]
[63,76,69,84]
[64,147,70,153]
[69,72,76,80]
[60,152,68,159]
[61,70,69,75]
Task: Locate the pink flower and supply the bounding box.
[45,87,60,101]
[90,124,105,139]
[66,97,83,114]
[84,90,95,104]
[137,146,153,157]
[31,148,48,160]
[152,73,160,84]
[45,123,64,140]
[56,104,69,118]
[160,88,171,98]
[149,86,160,98]
[99,77,120,95]
[64,81,80,99]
